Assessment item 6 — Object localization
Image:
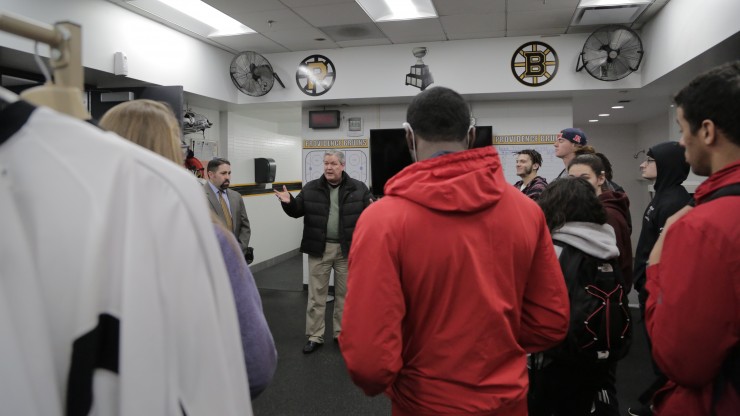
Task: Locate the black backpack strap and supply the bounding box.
[700,183,740,204]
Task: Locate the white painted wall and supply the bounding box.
[223,112,304,264]
[471,99,573,135]
[252,35,642,105]
[641,0,740,85]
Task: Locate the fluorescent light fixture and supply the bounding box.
[611,105,624,109]
[598,113,610,117]
[578,0,652,7]
[356,0,437,22]
[589,119,599,122]
[126,0,254,37]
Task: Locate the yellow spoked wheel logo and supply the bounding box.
[511,41,558,87]
[296,55,336,96]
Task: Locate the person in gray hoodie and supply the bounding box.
[529,177,620,416]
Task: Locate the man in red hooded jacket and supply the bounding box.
[339,86,570,415]
[645,61,740,415]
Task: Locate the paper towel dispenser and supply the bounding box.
[255,158,276,183]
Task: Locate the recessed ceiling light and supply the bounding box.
[611,105,624,109]
[589,119,599,122]
[598,113,610,117]
[355,0,437,22]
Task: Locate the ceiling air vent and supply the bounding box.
[571,0,653,26]
[319,23,386,42]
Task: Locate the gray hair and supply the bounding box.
[324,150,345,165]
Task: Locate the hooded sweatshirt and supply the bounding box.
[633,142,691,295]
[551,222,619,260]
[600,191,634,289]
[340,146,570,416]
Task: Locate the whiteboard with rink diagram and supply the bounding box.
[302,139,370,186]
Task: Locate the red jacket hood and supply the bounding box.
[694,160,740,203]
[384,146,505,213]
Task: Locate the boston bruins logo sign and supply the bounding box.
[511,41,558,87]
[296,55,336,96]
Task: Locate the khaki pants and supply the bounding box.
[306,243,347,343]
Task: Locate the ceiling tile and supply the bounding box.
[434,0,506,16]
[293,3,372,27]
[506,0,581,13]
[447,30,506,41]
[280,38,342,52]
[506,27,567,37]
[211,33,290,54]
[507,9,576,30]
[205,0,287,14]
[281,0,356,7]
[265,27,340,51]
[440,13,506,35]
[320,23,386,42]
[385,33,448,44]
[231,9,315,32]
[377,18,446,39]
[336,38,393,48]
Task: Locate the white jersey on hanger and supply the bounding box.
[0,102,252,416]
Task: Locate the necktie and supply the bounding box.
[220,191,233,231]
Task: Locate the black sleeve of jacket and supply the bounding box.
[362,183,374,207]
[281,191,305,218]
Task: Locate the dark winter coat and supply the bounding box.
[281,171,373,257]
[633,141,691,296]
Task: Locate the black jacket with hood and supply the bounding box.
[633,141,691,296]
[281,171,373,258]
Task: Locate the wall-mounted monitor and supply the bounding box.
[309,110,340,129]
[471,126,493,148]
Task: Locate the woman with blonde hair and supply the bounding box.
[99,99,184,163]
[100,99,277,398]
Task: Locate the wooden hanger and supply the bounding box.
[0,13,90,120]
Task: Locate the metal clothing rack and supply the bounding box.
[0,12,90,119]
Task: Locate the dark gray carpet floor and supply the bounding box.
[252,254,655,416]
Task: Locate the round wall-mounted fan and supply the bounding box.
[577,25,644,81]
[230,51,285,97]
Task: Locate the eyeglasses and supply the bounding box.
[644,158,655,164]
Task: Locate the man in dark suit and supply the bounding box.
[205,158,251,258]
